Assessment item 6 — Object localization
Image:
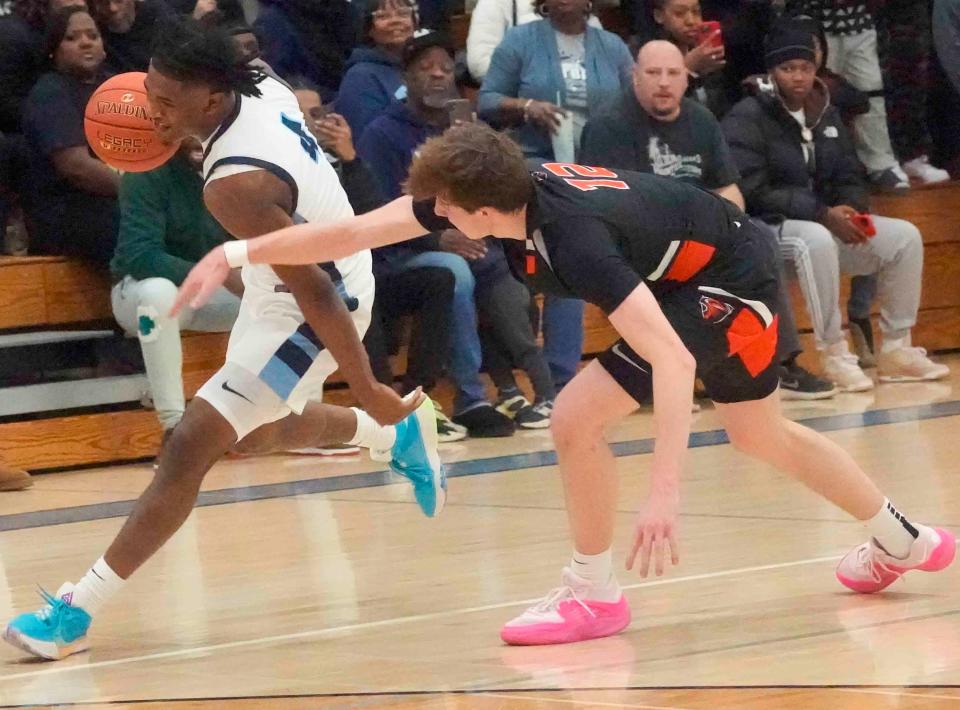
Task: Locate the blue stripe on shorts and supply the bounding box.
[258,323,325,400]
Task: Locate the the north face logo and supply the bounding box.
[699,295,734,323]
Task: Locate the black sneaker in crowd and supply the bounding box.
[779,361,838,401]
[514,400,553,429]
[436,408,468,443]
[452,404,515,438]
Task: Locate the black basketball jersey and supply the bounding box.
[414,161,756,314]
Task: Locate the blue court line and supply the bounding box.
[1,399,959,534]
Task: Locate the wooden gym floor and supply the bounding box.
[2,355,960,709]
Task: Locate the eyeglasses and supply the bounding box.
[372,7,414,21]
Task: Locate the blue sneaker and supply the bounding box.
[389,399,447,517]
[3,583,91,660]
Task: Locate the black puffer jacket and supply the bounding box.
[721,74,869,222]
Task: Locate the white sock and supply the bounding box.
[346,408,396,452]
[70,557,126,615]
[570,549,620,601]
[866,499,920,558]
[881,335,908,354]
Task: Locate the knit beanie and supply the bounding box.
[764,20,816,69]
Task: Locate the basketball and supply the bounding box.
[84,72,178,173]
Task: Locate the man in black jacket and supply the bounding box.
[722,20,949,391]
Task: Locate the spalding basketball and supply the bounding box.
[84,72,178,173]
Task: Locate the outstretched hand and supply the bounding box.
[626,487,680,578]
[171,246,231,317]
[359,385,427,426]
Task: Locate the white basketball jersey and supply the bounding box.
[201,74,372,297]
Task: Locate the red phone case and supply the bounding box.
[699,21,723,48]
[853,213,876,237]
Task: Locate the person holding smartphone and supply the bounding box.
[722,19,949,390]
[649,0,730,118]
[360,32,557,432]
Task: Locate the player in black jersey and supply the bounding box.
[175,123,955,646]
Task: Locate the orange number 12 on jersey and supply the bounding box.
[543,163,630,192]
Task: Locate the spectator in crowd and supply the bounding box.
[876,0,950,185]
[777,13,877,368]
[790,13,869,126]
[581,39,836,400]
[337,0,418,139]
[0,0,85,234]
[21,5,118,265]
[465,0,602,82]
[90,0,173,73]
[722,20,950,390]
[0,0,86,134]
[291,77,464,442]
[111,138,241,439]
[785,0,908,191]
[934,0,960,96]
[0,458,32,491]
[477,0,633,391]
[360,33,529,436]
[253,0,358,101]
[629,0,780,109]
[648,0,731,117]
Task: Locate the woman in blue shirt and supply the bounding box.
[336,0,418,139]
[477,0,633,390]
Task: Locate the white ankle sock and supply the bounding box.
[70,557,126,615]
[881,335,908,354]
[570,549,620,601]
[866,499,920,558]
[346,408,396,452]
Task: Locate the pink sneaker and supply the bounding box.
[836,526,956,594]
[500,568,631,646]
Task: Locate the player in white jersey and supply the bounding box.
[3,18,446,661]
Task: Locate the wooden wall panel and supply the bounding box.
[873,184,960,246]
[42,260,112,325]
[0,409,161,471]
[0,263,46,329]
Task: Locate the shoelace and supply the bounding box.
[855,544,899,584]
[33,587,64,624]
[531,585,596,618]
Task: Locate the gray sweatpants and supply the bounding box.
[778,216,923,349]
[826,29,900,173]
[112,276,241,430]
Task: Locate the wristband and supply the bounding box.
[522,98,534,122]
[223,239,250,268]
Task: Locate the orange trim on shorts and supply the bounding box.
[726,310,780,377]
[663,241,716,283]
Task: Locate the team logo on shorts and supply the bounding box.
[699,295,734,324]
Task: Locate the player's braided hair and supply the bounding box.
[406,123,534,213]
[152,15,262,98]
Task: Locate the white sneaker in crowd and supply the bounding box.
[901,156,950,185]
[877,345,950,382]
[822,340,874,392]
